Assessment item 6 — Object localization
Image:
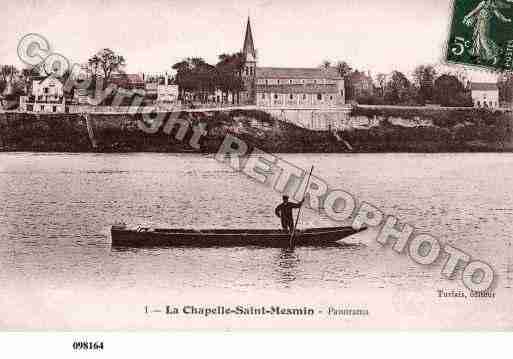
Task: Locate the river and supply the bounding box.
[0,152,511,329]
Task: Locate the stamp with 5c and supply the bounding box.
[446,0,513,72]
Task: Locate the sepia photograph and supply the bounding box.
[0,0,512,337]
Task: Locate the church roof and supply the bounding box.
[256,84,339,94]
[243,17,256,60]
[256,67,342,80]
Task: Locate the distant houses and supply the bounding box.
[15,69,181,112]
[8,17,513,114]
[470,82,499,108]
[109,73,145,90]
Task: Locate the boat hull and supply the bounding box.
[110,225,363,248]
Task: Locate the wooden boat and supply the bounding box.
[110,224,364,248]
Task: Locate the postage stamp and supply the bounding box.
[446,0,513,72]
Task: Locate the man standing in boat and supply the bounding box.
[275,196,304,233]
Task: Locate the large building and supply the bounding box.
[240,18,345,108]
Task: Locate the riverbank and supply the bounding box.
[0,107,512,152]
[0,110,347,153]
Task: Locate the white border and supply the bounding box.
[1,332,512,359]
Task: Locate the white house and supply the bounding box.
[20,74,66,112]
[470,82,499,108]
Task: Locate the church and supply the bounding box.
[240,18,346,108]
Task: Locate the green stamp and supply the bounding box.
[446,0,513,72]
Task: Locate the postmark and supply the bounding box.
[446,0,513,72]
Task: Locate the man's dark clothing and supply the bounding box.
[275,201,302,232]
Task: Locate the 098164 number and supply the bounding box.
[72,341,104,350]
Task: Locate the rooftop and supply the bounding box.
[256,67,342,80]
[256,84,339,94]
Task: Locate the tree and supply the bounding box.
[321,60,331,69]
[0,65,19,95]
[172,59,192,100]
[384,71,413,104]
[88,48,126,86]
[335,61,352,78]
[413,65,437,103]
[173,57,218,103]
[216,52,244,104]
[433,74,472,107]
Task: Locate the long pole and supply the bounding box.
[290,166,314,248]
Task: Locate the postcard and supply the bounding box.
[0,0,512,334]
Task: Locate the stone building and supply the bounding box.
[240,18,345,108]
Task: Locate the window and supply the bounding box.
[289,94,293,100]
[274,94,278,99]
[277,80,280,84]
[262,93,266,99]
[340,90,344,96]
[330,95,333,100]
[44,87,49,94]
[477,101,481,107]
[317,93,322,101]
[314,80,317,84]
[52,106,57,112]
[289,80,292,84]
[265,79,268,85]
[303,94,307,100]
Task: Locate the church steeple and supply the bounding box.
[242,17,256,62]
[241,16,256,105]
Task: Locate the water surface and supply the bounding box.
[0,153,511,329]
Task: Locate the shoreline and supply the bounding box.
[1,107,512,153]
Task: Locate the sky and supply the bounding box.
[0,0,497,81]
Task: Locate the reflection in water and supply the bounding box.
[275,248,300,287]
